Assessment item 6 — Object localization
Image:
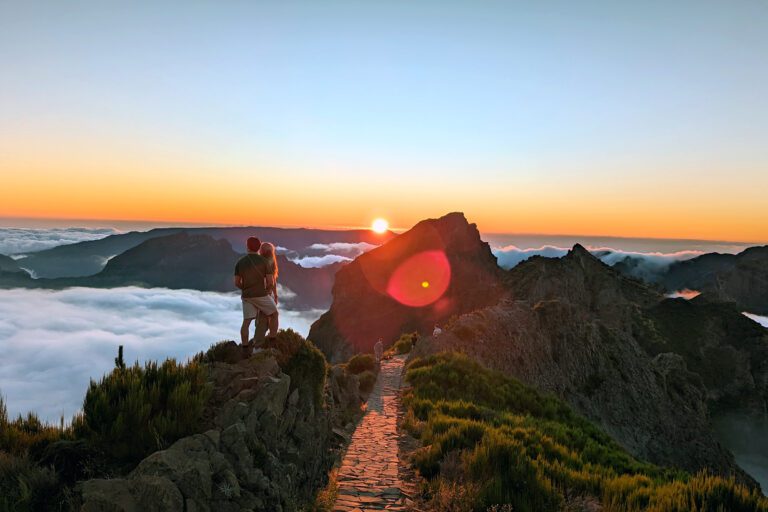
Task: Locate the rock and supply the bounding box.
[80,334,358,511]
[81,476,184,512]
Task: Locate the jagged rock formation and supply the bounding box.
[308,212,505,362]
[80,340,367,512]
[662,246,768,315]
[414,244,768,484]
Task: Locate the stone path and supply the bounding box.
[333,355,417,512]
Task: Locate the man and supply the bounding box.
[234,236,277,346]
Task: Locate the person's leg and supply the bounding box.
[240,318,253,345]
[266,312,279,338]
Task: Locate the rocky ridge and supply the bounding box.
[416,244,768,484]
[80,338,368,512]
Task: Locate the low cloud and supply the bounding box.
[666,289,701,300]
[493,244,703,281]
[308,242,378,257]
[0,287,323,422]
[290,255,352,268]
[0,227,120,255]
[743,313,768,328]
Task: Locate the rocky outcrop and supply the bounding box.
[308,212,505,362]
[79,340,367,512]
[413,245,768,485]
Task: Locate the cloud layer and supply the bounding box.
[743,313,768,328]
[0,287,322,422]
[290,241,378,268]
[0,227,119,255]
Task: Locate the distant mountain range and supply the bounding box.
[612,245,768,314]
[0,226,392,309]
[7,225,393,278]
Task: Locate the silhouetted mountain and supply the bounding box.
[16,226,394,278]
[309,212,506,362]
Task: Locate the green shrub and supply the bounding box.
[0,452,63,512]
[0,394,71,459]
[404,352,768,512]
[267,329,328,408]
[393,332,417,354]
[346,353,376,375]
[78,353,210,465]
[357,371,377,394]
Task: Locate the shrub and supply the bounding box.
[346,353,376,375]
[0,394,71,459]
[357,370,377,394]
[0,452,62,512]
[78,352,210,465]
[393,332,417,354]
[404,352,768,512]
[267,329,328,408]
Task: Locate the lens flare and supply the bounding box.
[386,250,451,307]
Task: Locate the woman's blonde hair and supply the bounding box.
[259,242,278,279]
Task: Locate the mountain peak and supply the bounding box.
[308,213,504,361]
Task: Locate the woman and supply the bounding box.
[258,242,279,339]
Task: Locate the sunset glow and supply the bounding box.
[1,2,767,242]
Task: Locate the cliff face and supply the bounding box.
[79,339,366,512]
[413,245,768,484]
[308,212,505,362]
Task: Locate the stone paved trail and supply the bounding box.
[333,355,418,512]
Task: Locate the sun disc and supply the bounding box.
[372,218,389,234]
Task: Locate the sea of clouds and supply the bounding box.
[0,287,323,422]
[0,227,120,256]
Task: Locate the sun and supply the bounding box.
[371,218,389,234]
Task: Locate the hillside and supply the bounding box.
[404,352,768,511]
[417,244,768,482]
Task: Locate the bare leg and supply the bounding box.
[266,312,279,338]
[252,314,270,346]
[240,318,253,345]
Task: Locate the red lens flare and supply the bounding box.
[386,250,451,307]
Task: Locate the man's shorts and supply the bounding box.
[242,296,278,319]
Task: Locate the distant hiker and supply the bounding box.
[234,236,277,346]
[374,338,384,363]
[433,324,442,337]
[258,242,280,338]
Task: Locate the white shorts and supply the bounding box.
[242,296,278,319]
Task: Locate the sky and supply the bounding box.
[1,1,767,241]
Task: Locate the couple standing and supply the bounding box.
[234,236,279,346]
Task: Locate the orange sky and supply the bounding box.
[3,2,768,243]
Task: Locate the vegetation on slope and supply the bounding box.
[404,352,768,512]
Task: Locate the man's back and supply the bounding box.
[235,254,269,298]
